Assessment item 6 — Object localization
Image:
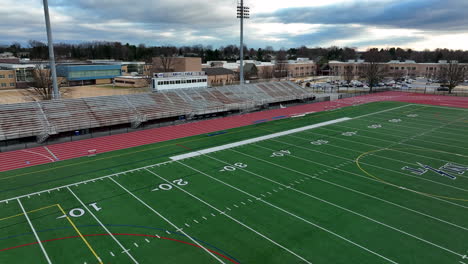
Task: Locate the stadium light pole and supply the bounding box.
[237,0,249,84]
[42,0,60,99]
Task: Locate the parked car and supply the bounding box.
[437,87,449,91]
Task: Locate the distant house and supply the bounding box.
[202,67,236,86]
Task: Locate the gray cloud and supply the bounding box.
[1,0,467,50]
[263,0,468,32]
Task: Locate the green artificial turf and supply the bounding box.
[0,101,467,264]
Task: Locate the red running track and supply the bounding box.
[0,91,466,172]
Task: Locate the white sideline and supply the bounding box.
[170,117,352,161]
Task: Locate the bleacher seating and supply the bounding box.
[0,81,316,141]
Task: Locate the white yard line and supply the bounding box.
[144,169,312,264]
[353,104,414,119]
[230,147,468,232]
[367,111,468,131]
[202,152,464,258]
[284,133,468,180]
[408,104,468,112]
[268,137,468,193]
[170,118,352,161]
[356,117,468,141]
[108,177,227,264]
[250,143,468,210]
[176,161,398,264]
[301,128,468,168]
[319,125,468,158]
[67,187,139,264]
[18,199,53,264]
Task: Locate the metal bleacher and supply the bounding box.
[0,81,316,141]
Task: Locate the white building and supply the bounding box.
[152,71,208,92]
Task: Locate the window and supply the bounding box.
[8,74,13,78]
[0,75,4,78]
[412,67,416,70]
[1,83,6,87]
[176,80,181,84]
[10,83,15,87]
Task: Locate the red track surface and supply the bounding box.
[0,233,240,263]
[0,91,466,172]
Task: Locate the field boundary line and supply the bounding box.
[67,187,139,263]
[170,118,352,161]
[145,168,312,264]
[108,177,227,264]
[0,160,173,204]
[353,104,413,119]
[227,146,468,232]
[204,151,464,258]
[176,161,398,264]
[17,198,52,264]
[170,104,424,161]
[56,203,103,264]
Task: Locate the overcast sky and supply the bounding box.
[2,0,468,50]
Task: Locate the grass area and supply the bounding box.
[0,101,467,263]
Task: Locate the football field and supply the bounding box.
[0,101,467,264]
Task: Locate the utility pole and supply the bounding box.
[42,0,60,99]
[237,0,249,84]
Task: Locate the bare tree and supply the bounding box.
[361,62,387,92]
[274,49,288,79]
[342,65,354,85]
[390,70,405,82]
[438,61,467,94]
[260,66,274,79]
[360,50,388,92]
[158,55,175,72]
[29,65,63,100]
[142,63,157,89]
